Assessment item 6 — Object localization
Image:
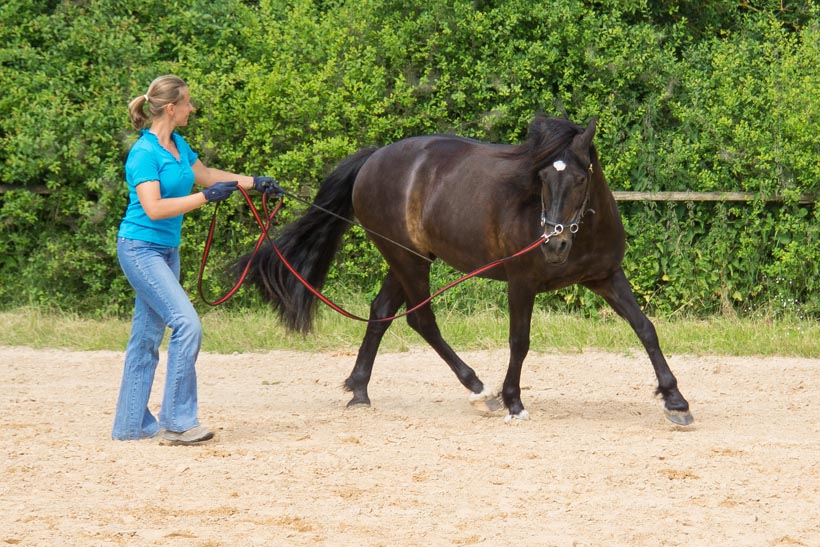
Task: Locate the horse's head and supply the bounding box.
[538,117,597,264]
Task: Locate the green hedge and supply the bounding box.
[1,0,818,318]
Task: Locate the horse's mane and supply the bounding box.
[501,114,585,169]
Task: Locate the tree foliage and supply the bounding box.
[1,0,818,317]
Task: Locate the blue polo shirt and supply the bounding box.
[117,129,199,247]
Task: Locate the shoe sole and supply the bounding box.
[159,430,214,446]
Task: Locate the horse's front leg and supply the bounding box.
[584,268,694,426]
[403,297,501,412]
[501,283,536,422]
[383,260,500,412]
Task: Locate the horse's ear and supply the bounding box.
[573,116,598,152]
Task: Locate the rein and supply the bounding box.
[197,187,562,322]
[197,186,282,306]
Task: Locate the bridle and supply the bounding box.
[539,162,596,243]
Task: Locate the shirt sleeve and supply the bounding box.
[125,146,160,186]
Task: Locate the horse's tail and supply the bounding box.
[238,147,378,332]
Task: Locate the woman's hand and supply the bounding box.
[202,181,238,203]
[252,176,284,197]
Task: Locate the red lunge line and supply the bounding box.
[197,186,281,306]
[198,187,546,322]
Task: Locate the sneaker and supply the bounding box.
[160,425,214,445]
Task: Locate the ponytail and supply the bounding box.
[128,94,149,129]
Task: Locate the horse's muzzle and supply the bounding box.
[540,234,572,264]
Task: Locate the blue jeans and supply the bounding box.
[112,238,203,440]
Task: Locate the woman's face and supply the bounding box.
[168,87,196,127]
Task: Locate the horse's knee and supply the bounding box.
[406,312,436,336]
[405,312,420,332]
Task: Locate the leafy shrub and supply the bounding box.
[1,0,818,319]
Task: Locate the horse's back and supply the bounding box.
[351,134,530,266]
[355,134,510,189]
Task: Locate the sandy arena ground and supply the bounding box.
[1,345,819,546]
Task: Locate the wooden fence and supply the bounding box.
[0,185,817,204]
[611,191,817,204]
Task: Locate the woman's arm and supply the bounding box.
[136,180,208,220]
[192,160,254,192]
[138,158,258,220]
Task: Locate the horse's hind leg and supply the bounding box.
[584,268,694,425]
[343,271,405,407]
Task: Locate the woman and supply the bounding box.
[112,75,281,444]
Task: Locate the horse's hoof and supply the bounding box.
[346,398,371,409]
[665,409,694,426]
[469,387,503,413]
[504,409,530,424]
[472,396,503,413]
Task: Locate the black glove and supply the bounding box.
[252,176,284,197]
[202,181,238,203]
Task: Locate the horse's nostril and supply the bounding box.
[541,237,572,264]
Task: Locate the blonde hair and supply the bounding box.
[128,75,188,129]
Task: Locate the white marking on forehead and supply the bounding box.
[552,160,566,171]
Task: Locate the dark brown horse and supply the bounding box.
[242,115,693,425]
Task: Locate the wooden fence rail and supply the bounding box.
[0,185,817,204]
[611,191,817,204]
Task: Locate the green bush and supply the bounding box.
[1,0,818,318]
